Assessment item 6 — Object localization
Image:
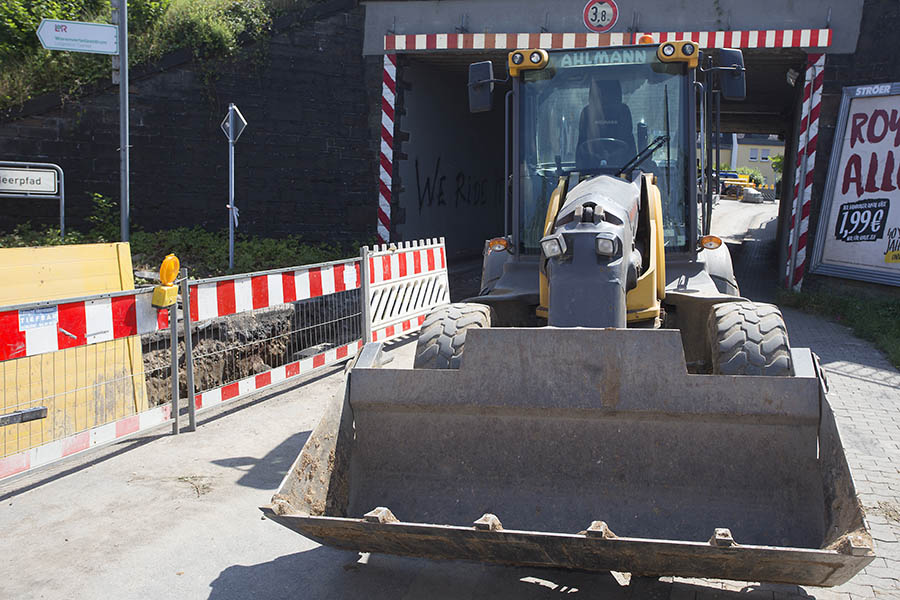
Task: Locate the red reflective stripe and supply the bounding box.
[398,252,408,277]
[62,432,90,457]
[256,372,272,388]
[413,251,422,274]
[336,345,348,359]
[427,248,436,271]
[385,325,395,338]
[116,415,140,437]
[774,30,785,48]
[313,354,326,368]
[189,285,199,322]
[382,255,392,281]
[57,302,87,350]
[0,310,26,361]
[282,272,297,303]
[440,247,446,269]
[381,97,394,123]
[195,394,203,409]
[426,33,436,49]
[111,295,137,338]
[157,307,169,330]
[217,280,236,316]
[402,320,411,331]
[221,382,240,401]
[286,361,300,377]
[354,263,362,289]
[369,257,376,283]
[384,35,396,51]
[308,267,323,297]
[575,33,587,47]
[418,315,426,325]
[0,453,29,478]
[251,275,269,309]
[334,264,346,292]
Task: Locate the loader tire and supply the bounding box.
[413,303,492,369]
[708,301,793,376]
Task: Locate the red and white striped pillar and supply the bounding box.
[378,54,397,244]
[786,53,825,290]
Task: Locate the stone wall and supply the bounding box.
[0,1,381,244]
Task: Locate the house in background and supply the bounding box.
[732,134,784,184]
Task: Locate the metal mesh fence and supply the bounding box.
[188,288,363,400]
[1,331,175,460]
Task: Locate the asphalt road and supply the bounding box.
[2,198,898,599]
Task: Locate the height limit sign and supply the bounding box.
[583,0,618,33]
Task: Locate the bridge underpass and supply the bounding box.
[394,45,807,295]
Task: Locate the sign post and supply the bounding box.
[221,104,248,271]
[37,16,129,243]
[0,162,65,238]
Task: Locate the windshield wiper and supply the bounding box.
[616,134,670,177]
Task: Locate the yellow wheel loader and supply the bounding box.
[262,42,875,586]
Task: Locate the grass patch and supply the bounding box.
[0,222,359,279]
[777,289,900,369]
[0,195,363,279]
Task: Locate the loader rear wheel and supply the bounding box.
[414,303,492,369]
[707,301,793,376]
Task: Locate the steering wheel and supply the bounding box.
[576,137,629,167]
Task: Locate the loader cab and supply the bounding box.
[469,43,745,326]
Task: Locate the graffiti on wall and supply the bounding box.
[415,157,503,214]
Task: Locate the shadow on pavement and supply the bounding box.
[208,548,824,600]
[210,430,310,490]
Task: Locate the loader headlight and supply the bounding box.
[661,43,676,57]
[540,233,567,258]
[682,43,695,56]
[595,232,619,257]
[511,52,524,65]
[530,51,543,64]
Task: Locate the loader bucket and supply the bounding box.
[262,328,874,586]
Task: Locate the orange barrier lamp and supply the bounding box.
[151,254,180,308]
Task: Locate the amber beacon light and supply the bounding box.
[151,253,181,308]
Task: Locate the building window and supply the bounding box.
[749,148,758,161]
[761,149,770,161]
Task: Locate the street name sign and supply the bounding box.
[0,167,58,195]
[37,19,119,55]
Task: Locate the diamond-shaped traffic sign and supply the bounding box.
[220,104,248,143]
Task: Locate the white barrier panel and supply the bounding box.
[364,238,450,343]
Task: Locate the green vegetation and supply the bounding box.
[737,166,765,187]
[1,0,281,110]
[770,153,784,177]
[0,195,360,279]
[778,289,900,369]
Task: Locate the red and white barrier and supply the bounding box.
[786,53,825,290]
[384,29,832,51]
[0,241,453,482]
[187,259,360,322]
[0,402,172,480]
[366,238,450,343]
[0,290,169,362]
[193,340,363,412]
[378,54,397,244]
